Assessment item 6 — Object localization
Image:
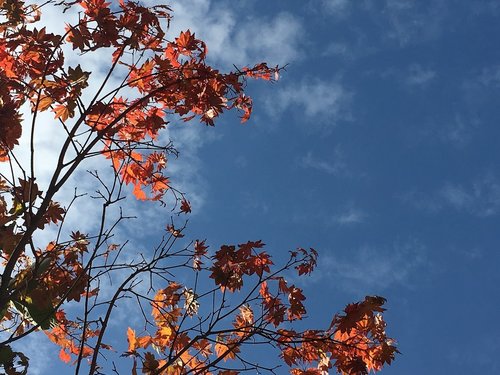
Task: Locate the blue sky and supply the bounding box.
[164,0,500,373]
[6,0,500,374]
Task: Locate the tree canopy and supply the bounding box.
[0,1,398,374]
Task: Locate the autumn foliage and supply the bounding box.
[0,1,398,374]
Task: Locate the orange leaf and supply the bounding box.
[133,184,147,200]
[59,349,71,363]
[151,175,169,192]
[37,96,53,111]
[214,339,240,362]
[136,335,153,349]
[53,104,70,121]
[127,327,136,352]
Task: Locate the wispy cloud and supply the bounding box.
[313,239,427,295]
[470,0,500,15]
[322,36,377,60]
[332,207,368,225]
[266,78,351,127]
[13,332,53,375]
[477,65,500,87]
[413,112,479,149]
[404,174,500,217]
[321,0,350,15]
[381,0,447,46]
[240,191,270,216]
[166,124,221,212]
[379,63,436,89]
[442,114,478,147]
[441,177,500,217]
[299,150,346,175]
[319,0,449,57]
[447,334,500,372]
[404,63,436,87]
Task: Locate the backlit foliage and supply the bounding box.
[0,1,398,374]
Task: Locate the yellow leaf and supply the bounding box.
[127,327,136,352]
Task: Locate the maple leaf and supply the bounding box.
[176,30,196,55]
[132,184,147,200]
[194,240,208,257]
[127,327,136,352]
[239,305,254,324]
[182,288,199,316]
[151,175,169,192]
[334,296,387,334]
[53,104,70,121]
[180,198,191,214]
[59,349,71,364]
[193,239,208,270]
[36,95,53,111]
[214,338,240,362]
[42,201,65,226]
[294,248,318,276]
[193,339,212,358]
[288,286,307,320]
[136,335,153,350]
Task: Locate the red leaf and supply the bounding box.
[132,184,147,200]
[59,349,71,363]
[180,198,191,214]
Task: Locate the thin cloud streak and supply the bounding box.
[310,240,427,295]
[405,64,436,87]
[300,150,346,176]
[332,207,368,225]
[404,174,500,217]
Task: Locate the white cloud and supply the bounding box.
[440,184,472,209]
[443,114,476,147]
[384,0,446,46]
[477,65,500,87]
[165,0,303,67]
[471,0,500,15]
[405,64,436,87]
[314,239,427,294]
[378,63,436,89]
[401,190,441,214]
[165,124,221,212]
[1,0,272,241]
[300,150,345,175]
[404,174,500,217]
[321,0,350,15]
[332,207,368,225]
[13,332,53,375]
[440,177,500,217]
[266,78,351,126]
[352,0,447,47]
[240,191,270,216]
[322,37,377,60]
[0,0,216,333]
[323,42,350,57]
[414,112,478,149]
